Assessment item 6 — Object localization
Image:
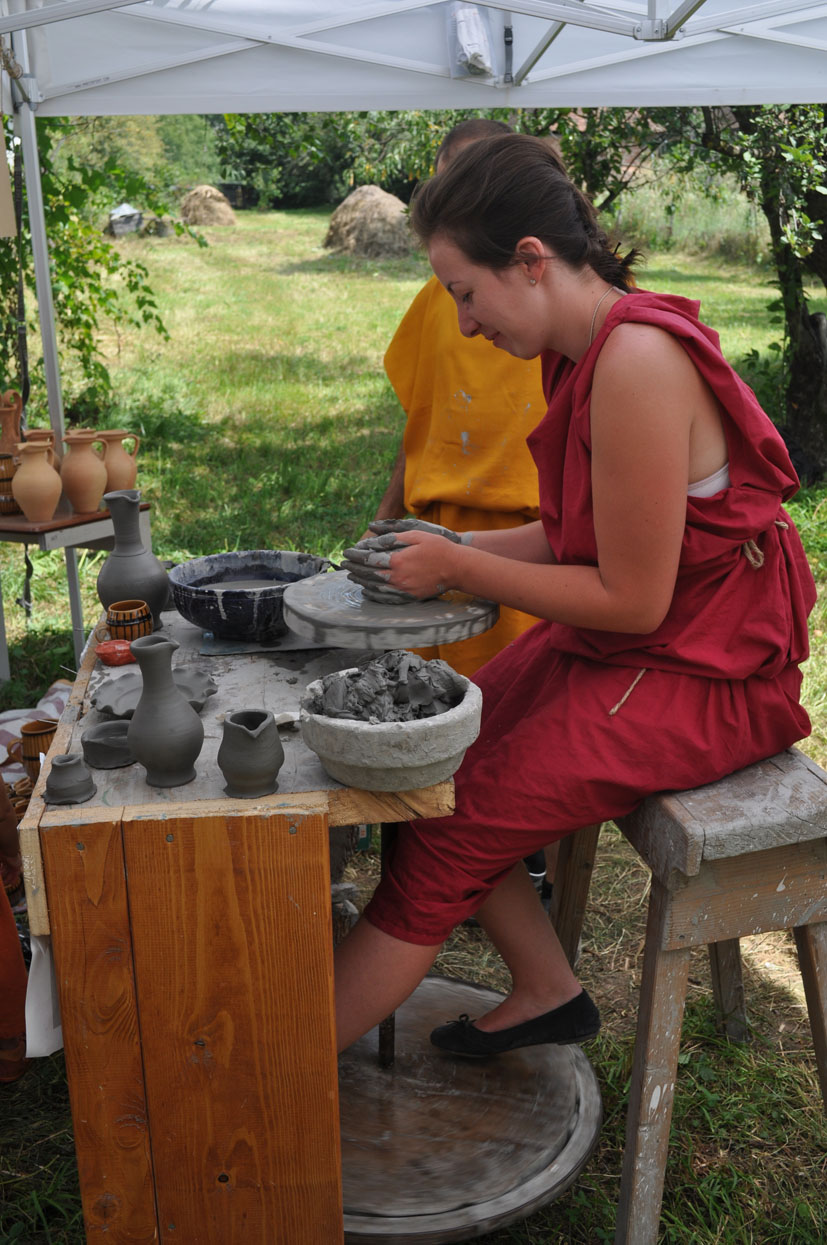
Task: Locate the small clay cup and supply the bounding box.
[7,719,58,783]
[94,598,153,643]
[217,709,284,798]
[44,754,97,805]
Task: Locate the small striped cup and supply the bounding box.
[96,598,153,643]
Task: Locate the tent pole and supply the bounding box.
[11,27,65,441]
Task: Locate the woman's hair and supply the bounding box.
[411,132,639,290]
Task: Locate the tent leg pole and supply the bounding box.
[11,27,65,442]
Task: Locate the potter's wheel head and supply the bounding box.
[282,571,498,651]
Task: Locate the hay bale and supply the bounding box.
[324,185,413,258]
[179,185,237,227]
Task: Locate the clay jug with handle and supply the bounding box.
[11,442,62,522]
[0,390,22,456]
[97,489,170,629]
[61,430,107,513]
[127,635,204,787]
[24,428,62,472]
[99,429,140,490]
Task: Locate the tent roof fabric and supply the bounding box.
[4,0,827,113]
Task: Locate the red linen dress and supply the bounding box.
[364,291,817,945]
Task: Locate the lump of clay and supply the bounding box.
[304,652,467,724]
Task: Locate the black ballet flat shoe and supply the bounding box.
[429,989,600,1058]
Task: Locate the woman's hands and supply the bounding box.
[342,528,463,602]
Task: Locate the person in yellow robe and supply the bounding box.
[368,119,553,897]
[370,120,547,680]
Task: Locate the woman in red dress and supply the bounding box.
[335,133,816,1056]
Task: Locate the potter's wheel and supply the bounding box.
[282,570,499,651]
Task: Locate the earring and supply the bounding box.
[529,278,536,286]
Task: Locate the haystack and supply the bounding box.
[323,185,413,258]
[179,185,237,227]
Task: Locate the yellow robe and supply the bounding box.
[384,276,546,677]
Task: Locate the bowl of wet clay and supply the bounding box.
[299,651,482,791]
[168,550,331,644]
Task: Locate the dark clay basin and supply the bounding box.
[168,550,331,643]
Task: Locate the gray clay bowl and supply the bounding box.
[168,550,331,644]
[81,720,135,769]
[299,669,483,792]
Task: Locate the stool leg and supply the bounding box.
[377,824,397,1069]
[550,823,601,967]
[615,878,690,1245]
[709,939,749,1043]
[793,920,827,1109]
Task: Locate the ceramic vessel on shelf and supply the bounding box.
[97,489,169,629]
[23,428,62,471]
[44,754,97,805]
[217,709,284,798]
[94,598,153,643]
[127,634,204,787]
[0,453,20,514]
[10,442,62,522]
[0,390,22,456]
[99,429,140,490]
[61,429,107,513]
[81,720,135,769]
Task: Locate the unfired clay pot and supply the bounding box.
[217,709,284,798]
[62,430,107,513]
[11,442,62,522]
[127,634,204,787]
[97,489,170,629]
[0,390,22,457]
[100,429,140,491]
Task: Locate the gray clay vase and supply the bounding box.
[217,709,284,798]
[97,489,170,630]
[127,635,204,787]
[44,754,97,805]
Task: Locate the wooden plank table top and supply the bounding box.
[20,607,454,934]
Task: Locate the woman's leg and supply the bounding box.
[473,862,581,1031]
[334,916,442,1052]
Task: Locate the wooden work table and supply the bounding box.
[19,611,454,1245]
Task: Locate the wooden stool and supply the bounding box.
[552,747,827,1245]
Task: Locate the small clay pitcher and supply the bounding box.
[94,598,153,643]
[97,489,170,629]
[99,429,140,491]
[0,389,22,456]
[61,429,107,513]
[0,453,20,514]
[217,709,284,798]
[127,634,204,787]
[23,428,62,472]
[11,442,62,522]
[7,719,58,783]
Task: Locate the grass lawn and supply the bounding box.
[1,209,826,1244]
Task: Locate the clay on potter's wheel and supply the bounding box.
[282,570,498,651]
[91,668,217,719]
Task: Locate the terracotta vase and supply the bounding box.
[217,709,284,798]
[61,430,107,513]
[11,442,62,522]
[99,429,141,491]
[0,390,22,456]
[0,452,20,514]
[97,489,170,629]
[127,635,204,787]
[24,428,62,472]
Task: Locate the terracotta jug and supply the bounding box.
[0,390,22,456]
[0,453,20,514]
[61,430,107,513]
[24,428,62,472]
[99,429,140,490]
[217,709,284,798]
[127,635,204,787]
[11,442,62,522]
[97,489,170,629]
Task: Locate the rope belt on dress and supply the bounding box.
[742,518,789,570]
